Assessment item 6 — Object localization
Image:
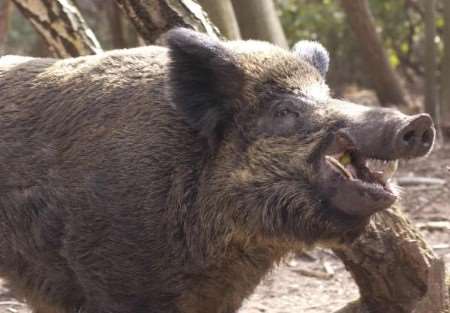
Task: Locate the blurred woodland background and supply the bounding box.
[0,1,449,313]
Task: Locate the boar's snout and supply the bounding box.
[394,113,434,159]
[317,104,435,217]
[333,107,435,161]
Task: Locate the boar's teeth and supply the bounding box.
[366,159,399,184]
[325,155,354,179]
[366,159,384,171]
[381,160,398,183]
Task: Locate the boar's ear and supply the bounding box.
[166,28,243,144]
[292,41,329,77]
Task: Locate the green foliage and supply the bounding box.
[275,0,362,87]
[370,0,426,70]
[275,0,434,87]
[276,0,347,45]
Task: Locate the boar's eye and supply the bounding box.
[274,108,300,119]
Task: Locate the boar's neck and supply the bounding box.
[166,146,287,313]
[176,240,285,313]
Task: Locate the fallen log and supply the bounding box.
[333,205,449,313]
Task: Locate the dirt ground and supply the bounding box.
[0,137,449,313]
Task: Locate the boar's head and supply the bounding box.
[166,28,434,249]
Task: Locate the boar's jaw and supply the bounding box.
[320,152,398,217]
[317,130,400,217]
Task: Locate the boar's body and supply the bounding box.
[0,48,271,313]
[0,29,435,313]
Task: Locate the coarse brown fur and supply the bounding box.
[0,29,432,313]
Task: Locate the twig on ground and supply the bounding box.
[428,216,450,222]
[406,185,444,191]
[0,301,25,306]
[296,251,317,262]
[293,268,333,280]
[431,244,450,250]
[416,221,450,231]
[396,176,446,186]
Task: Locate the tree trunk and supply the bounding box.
[424,0,439,129]
[441,0,450,137]
[197,0,240,40]
[340,0,411,107]
[11,0,102,57]
[108,3,128,49]
[231,0,288,49]
[0,0,13,51]
[113,0,221,44]
[333,205,449,313]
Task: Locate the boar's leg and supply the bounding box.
[333,205,449,313]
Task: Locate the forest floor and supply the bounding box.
[0,100,449,313]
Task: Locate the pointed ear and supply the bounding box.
[166,28,244,144]
[292,41,329,77]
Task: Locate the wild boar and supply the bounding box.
[0,28,434,313]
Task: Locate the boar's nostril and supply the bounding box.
[422,128,434,148]
[402,130,416,146]
[395,113,434,158]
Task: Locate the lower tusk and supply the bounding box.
[325,155,354,179]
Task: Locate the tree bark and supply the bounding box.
[0,0,13,50]
[113,0,221,44]
[340,0,411,107]
[108,3,128,49]
[231,0,288,49]
[333,205,449,313]
[424,0,439,129]
[11,0,102,57]
[441,0,450,137]
[197,0,240,40]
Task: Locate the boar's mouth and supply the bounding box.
[322,151,398,216]
[325,154,398,186]
[315,109,434,217]
[318,132,399,217]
